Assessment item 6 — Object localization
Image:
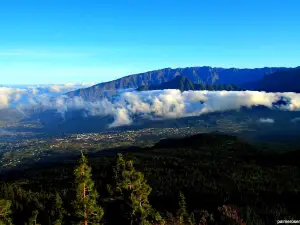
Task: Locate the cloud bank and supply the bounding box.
[0,83,94,109]
[259,118,275,123]
[1,87,300,127]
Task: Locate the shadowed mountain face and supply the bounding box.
[244,68,300,93]
[66,66,285,101]
[136,75,243,91]
[136,75,196,91]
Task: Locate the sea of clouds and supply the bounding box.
[0,83,95,109]
[1,85,300,127]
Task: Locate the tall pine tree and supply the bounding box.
[176,192,195,225]
[53,193,65,225]
[26,210,40,225]
[109,153,164,225]
[73,152,104,225]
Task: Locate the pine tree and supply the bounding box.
[107,153,126,197]
[53,193,65,225]
[176,193,194,225]
[0,199,12,225]
[109,153,164,225]
[177,192,187,224]
[73,152,104,225]
[27,210,40,225]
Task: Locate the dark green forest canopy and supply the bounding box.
[0,132,299,224]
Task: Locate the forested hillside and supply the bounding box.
[0,133,299,224]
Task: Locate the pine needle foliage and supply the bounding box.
[73,152,104,225]
[53,193,65,225]
[0,200,12,225]
[176,192,194,225]
[26,210,40,225]
[109,153,164,225]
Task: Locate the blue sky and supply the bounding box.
[0,0,300,84]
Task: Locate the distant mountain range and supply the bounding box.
[67,66,288,101]
[2,66,300,127]
[243,68,300,92]
[136,75,243,91]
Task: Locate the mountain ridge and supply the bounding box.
[136,75,243,91]
[243,68,300,92]
[66,66,287,101]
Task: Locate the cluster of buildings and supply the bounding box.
[0,127,202,169]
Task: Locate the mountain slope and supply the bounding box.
[136,75,196,91]
[153,132,241,148]
[0,108,25,123]
[136,75,243,91]
[244,68,300,92]
[67,66,285,101]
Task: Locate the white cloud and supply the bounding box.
[109,108,132,128]
[48,86,61,93]
[2,87,300,127]
[259,118,275,123]
[0,87,27,109]
[38,90,300,127]
[0,83,93,109]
